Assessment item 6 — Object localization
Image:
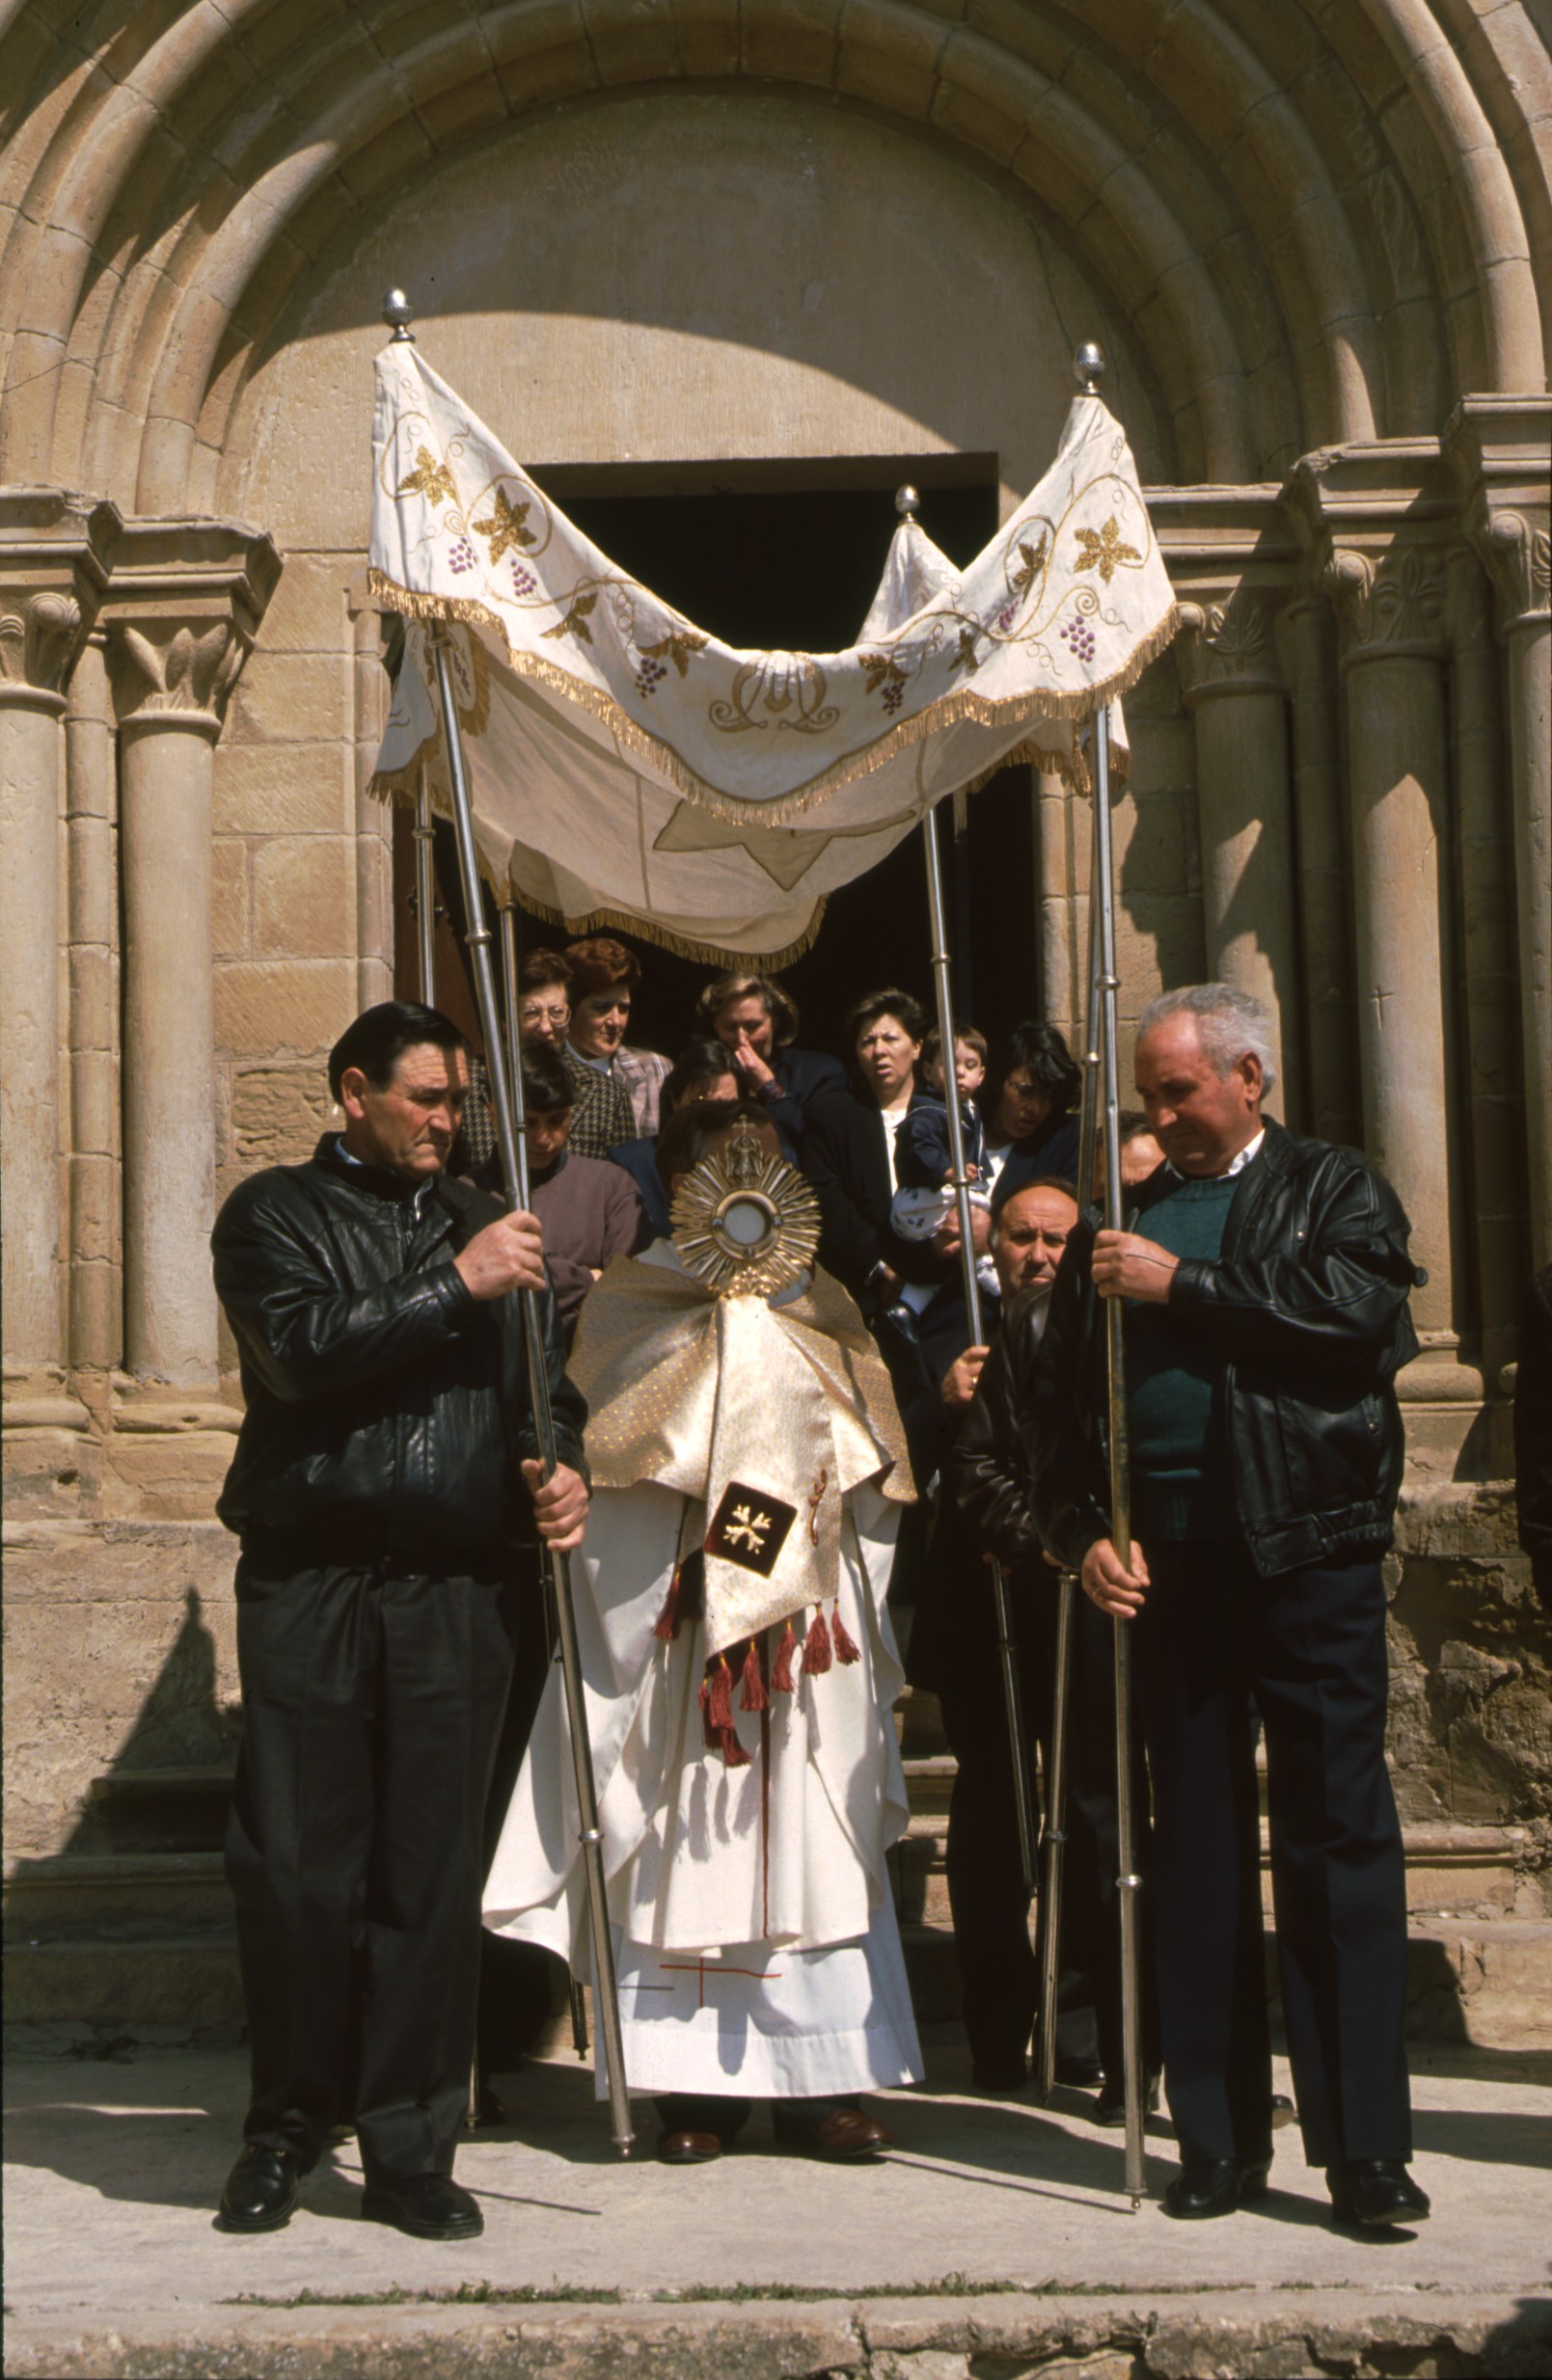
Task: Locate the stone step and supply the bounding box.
[75,1765,237,1855]
[4,1851,232,1941]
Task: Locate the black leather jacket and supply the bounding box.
[212,1136,585,1560]
[1027,1122,1424,1579]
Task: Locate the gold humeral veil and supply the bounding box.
[567,1256,913,1660]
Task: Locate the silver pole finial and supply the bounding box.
[382,288,416,342]
[1075,340,1106,395]
[894,483,920,524]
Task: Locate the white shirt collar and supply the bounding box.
[335,1135,434,1208]
[568,1041,613,1076]
[1164,1125,1266,1183]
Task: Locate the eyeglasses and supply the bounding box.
[522,1001,570,1028]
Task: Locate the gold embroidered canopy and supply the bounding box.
[368,341,1179,963]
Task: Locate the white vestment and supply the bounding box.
[483,1362,923,2097]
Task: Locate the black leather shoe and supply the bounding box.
[1327,2159,1430,2229]
[1162,2157,1270,2219]
[217,2144,309,2232]
[362,2172,483,2240]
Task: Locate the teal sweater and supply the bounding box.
[1124,1170,1239,1541]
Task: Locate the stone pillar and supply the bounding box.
[1447,548,1526,1394]
[109,612,249,1387]
[1286,590,1359,1148]
[350,593,395,1014]
[1177,588,1304,1128]
[1325,541,1462,1351]
[0,587,76,1379]
[1448,396,1552,1269]
[1481,512,1552,1266]
[64,630,123,1384]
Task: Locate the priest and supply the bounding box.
[483,1099,922,2163]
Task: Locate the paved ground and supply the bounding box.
[5,2030,1550,2376]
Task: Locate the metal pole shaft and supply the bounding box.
[1036,797,1103,2102]
[920,808,1039,1896]
[1092,705,1147,2204]
[413,765,437,1005]
[496,893,591,2064]
[430,631,633,2155]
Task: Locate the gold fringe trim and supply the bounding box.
[367,569,1169,826]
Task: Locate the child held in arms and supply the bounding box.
[483,1100,922,2163]
[896,1023,989,1197]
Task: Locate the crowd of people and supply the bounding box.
[206,935,1471,2249]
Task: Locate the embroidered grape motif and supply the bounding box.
[635,657,668,696]
[1059,618,1097,663]
[510,562,536,597]
[449,537,476,574]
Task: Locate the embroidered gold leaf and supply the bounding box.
[1011,534,1048,598]
[396,446,456,506]
[1074,515,1142,583]
[472,486,536,561]
[640,628,709,678]
[542,589,599,644]
[948,625,980,678]
[858,651,905,696]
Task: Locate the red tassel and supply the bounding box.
[739,1636,768,1713]
[771,1623,798,1695]
[832,1609,861,1665]
[803,1606,832,1677]
[653,1568,682,1641]
[720,1723,752,1770]
[697,1672,720,1752]
[706,1655,734,1732]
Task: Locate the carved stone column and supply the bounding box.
[1285,587,1359,1149]
[105,526,279,1393]
[111,612,244,1386]
[0,497,108,1396]
[1449,396,1551,1266]
[1176,585,1302,1125]
[1447,548,1526,1393]
[65,628,123,1387]
[1325,538,1461,1351]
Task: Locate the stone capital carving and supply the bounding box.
[1175,587,1284,703]
[1478,506,1551,632]
[0,589,84,710]
[1322,541,1447,663]
[108,612,249,732]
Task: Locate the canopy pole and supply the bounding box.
[1093,692,1148,2208]
[428,625,634,2157]
[413,763,437,1006]
[918,792,1039,1897]
[1036,785,1103,2104]
[496,888,593,2067]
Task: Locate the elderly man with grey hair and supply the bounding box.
[1028,982,1429,2232]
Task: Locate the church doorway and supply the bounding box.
[395,469,1041,1076]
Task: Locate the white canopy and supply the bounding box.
[369,342,1178,962]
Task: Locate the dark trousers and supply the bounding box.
[1136,1538,1411,2170]
[226,1545,518,2182]
[938,1584,1149,2082]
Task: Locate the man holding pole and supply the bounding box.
[1030,983,1430,2231]
[210,1000,588,2242]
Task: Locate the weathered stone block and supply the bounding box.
[231,1064,336,1170]
[213,958,357,1058]
[2,1521,239,1859]
[209,837,248,958]
[213,740,349,836]
[251,833,351,959]
[252,552,347,655]
[228,651,345,746]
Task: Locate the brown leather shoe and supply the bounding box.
[658,2129,722,2164]
[801,2107,890,2160]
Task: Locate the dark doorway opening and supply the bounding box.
[394,473,1039,1074]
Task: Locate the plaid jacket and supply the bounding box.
[612,1044,673,1137]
